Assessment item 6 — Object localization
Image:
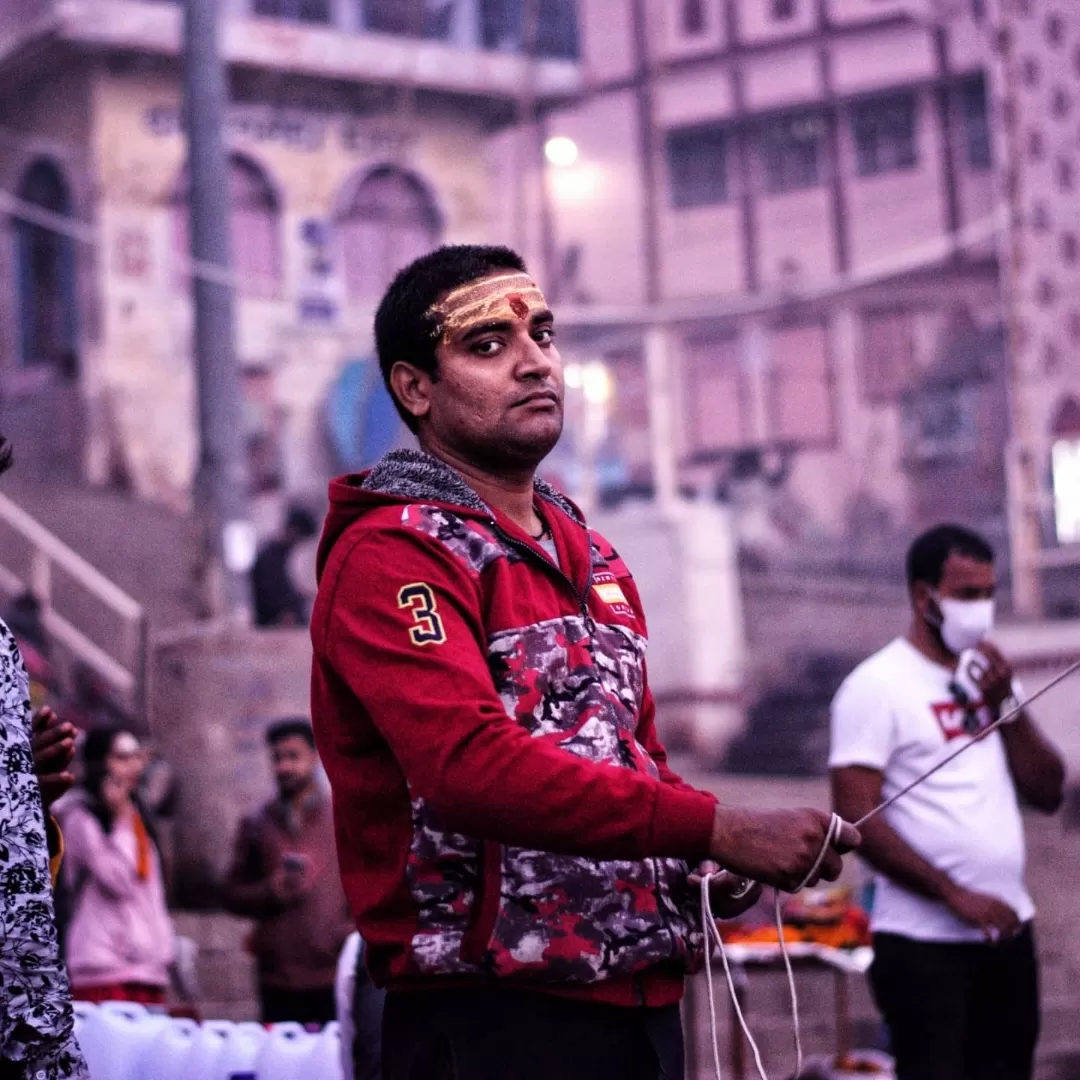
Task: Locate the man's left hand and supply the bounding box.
[31,706,77,809]
[974,642,1015,713]
[689,861,763,921]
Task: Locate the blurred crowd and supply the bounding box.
[3,583,379,1079]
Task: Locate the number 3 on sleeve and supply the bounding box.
[397,583,447,646]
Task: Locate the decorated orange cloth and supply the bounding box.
[131,808,152,882]
[720,886,872,950]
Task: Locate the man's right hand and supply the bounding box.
[708,807,861,893]
[942,883,1020,942]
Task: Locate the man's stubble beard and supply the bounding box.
[470,411,564,475]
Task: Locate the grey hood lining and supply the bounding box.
[359,448,583,526]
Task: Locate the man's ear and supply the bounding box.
[390,361,432,425]
[912,581,938,624]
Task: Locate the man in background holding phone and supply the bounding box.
[830,524,1065,1080]
[223,718,353,1025]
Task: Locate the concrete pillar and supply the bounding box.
[643,324,678,507]
[740,319,770,445]
[150,625,313,905]
[591,499,747,763]
[331,0,360,31]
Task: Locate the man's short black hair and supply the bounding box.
[374,244,529,433]
[266,717,315,749]
[906,524,995,589]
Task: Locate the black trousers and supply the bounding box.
[869,925,1039,1080]
[382,987,684,1080]
[259,983,338,1026]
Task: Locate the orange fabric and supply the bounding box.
[46,815,64,887]
[132,809,152,882]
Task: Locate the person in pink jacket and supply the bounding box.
[58,727,174,1005]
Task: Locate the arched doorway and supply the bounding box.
[337,165,441,305]
[172,154,282,298]
[7,159,84,482]
[15,160,77,370]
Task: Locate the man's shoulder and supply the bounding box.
[586,528,634,577]
[836,639,913,699]
[330,503,509,580]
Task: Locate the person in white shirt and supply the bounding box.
[830,523,1064,1080]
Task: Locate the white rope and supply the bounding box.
[701,813,844,1080]
[698,656,1080,1080]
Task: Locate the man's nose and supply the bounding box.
[517,334,554,380]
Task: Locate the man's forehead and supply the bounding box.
[941,551,995,585]
[427,271,549,341]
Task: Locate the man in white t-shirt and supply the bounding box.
[830,523,1065,1080]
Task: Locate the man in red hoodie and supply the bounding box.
[310,245,859,1080]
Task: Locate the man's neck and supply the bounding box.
[905,618,957,670]
[419,439,541,535]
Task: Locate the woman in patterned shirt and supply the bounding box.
[0,435,88,1080]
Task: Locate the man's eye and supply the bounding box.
[534,327,555,344]
[474,340,503,356]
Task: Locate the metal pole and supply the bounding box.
[184,0,252,620]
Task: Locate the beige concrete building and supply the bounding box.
[0,0,578,513]
[537,0,1023,580]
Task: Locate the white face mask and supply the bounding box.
[932,595,995,654]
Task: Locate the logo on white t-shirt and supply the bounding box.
[930,698,993,742]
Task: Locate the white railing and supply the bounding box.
[0,491,148,716]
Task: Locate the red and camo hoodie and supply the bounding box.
[310,449,720,1007]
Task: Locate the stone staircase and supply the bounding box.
[0,474,198,633]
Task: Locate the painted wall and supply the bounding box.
[86,66,497,507]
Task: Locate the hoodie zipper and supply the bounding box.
[491,522,596,634]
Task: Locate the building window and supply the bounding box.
[534,0,579,59]
[681,0,706,35]
[900,384,978,462]
[172,155,282,298]
[15,160,77,368]
[1051,396,1080,543]
[666,125,729,209]
[253,0,330,21]
[861,309,917,404]
[758,112,825,194]
[338,165,442,304]
[1052,439,1080,543]
[367,0,448,40]
[772,0,796,18]
[956,76,992,171]
[684,334,747,455]
[768,322,834,445]
[852,92,918,177]
[477,0,577,55]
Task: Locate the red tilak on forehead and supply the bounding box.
[508,294,530,320]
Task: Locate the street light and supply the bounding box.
[544,135,579,168]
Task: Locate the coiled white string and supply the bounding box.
[701,813,844,1080]
[697,657,1080,1080]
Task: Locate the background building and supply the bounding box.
[536,0,1065,598]
[0,0,578,518]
